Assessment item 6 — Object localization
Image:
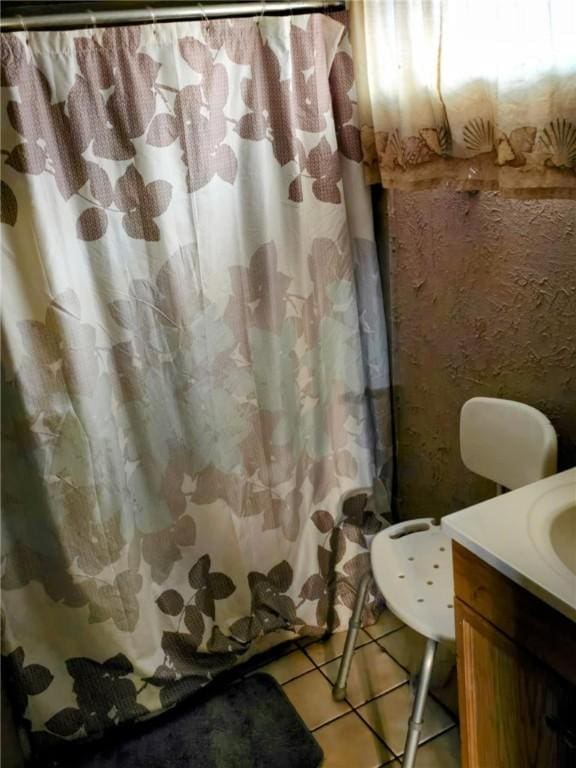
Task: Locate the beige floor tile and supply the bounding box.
[363,609,403,639]
[314,712,395,768]
[357,683,455,756]
[256,649,314,684]
[238,641,299,677]
[251,634,298,657]
[377,627,456,690]
[321,642,408,707]
[282,669,351,730]
[414,727,461,767]
[304,628,372,666]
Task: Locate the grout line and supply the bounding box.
[306,702,356,734]
[301,642,326,666]
[245,650,316,686]
[385,722,459,762]
[303,636,377,670]
[349,704,400,759]
[429,723,458,739]
[315,669,458,761]
[310,718,459,766]
[315,637,381,670]
[413,721,458,751]
[310,708,397,764]
[313,650,410,712]
[298,612,404,657]
[372,641,414,677]
[427,687,460,725]
[314,643,405,678]
[363,612,406,638]
[311,710,399,765]
[315,659,340,685]
[379,755,399,767]
[299,643,320,666]
[309,708,356,733]
[355,683,415,758]
[268,665,319,687]
[351,678,409,712]
[239,641,300,675]
[353,682,457,757]
[374,633,428,680]
[270,669,315,686]
[251,628,458,762]
[368,623,406,642]
[371,636,460,726]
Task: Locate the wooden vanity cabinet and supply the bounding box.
[453,541,576,768]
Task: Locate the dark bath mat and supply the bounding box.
[52,673,323,768]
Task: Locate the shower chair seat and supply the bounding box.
[332,397,558,768]
[369,518,456,645]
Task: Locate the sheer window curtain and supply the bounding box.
[350,0,576,197]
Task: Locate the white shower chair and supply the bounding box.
[333,397,557,768]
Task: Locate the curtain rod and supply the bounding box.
[0,2,346,31]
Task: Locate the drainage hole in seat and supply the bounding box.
[398,574,405,579]
[439,547,445,552]
[408,556,415,561]
[417,598,424,603]
[426,581,433,585]
[447,604,453,609]
[433,564,439,569]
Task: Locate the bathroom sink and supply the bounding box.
[528,483,576,580]
[549,504,576,576]
[443,469,576,621]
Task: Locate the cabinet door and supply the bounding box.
[456,598,576,768]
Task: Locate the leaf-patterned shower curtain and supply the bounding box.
[0,11,391,752]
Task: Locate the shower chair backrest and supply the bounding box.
[459,397,558,492]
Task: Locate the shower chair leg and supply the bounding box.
[332,570,373,701]
[402,637,438,768]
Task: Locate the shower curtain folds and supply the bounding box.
[0,10,391,752]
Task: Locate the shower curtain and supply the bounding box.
[0,11,391,751]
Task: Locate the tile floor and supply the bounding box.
[245,610,461,768]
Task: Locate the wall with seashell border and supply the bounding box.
[374,188,576,520]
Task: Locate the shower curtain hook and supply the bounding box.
[86,8,98,31]
[257,0,267,27]
[197,3,210,25]
[146,6,159,37]
[17,14,29,43]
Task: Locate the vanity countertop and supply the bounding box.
[442,468,576,623]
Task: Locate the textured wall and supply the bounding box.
[380,189,576,520]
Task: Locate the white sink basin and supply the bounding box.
[529,483,576,580]
[443,468,576,622]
